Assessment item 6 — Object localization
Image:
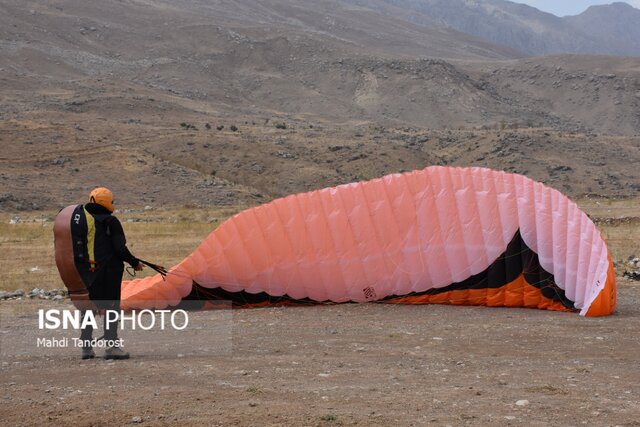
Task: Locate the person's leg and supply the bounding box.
[103,262,122,341]
[103,262,129,360]
[79,310,95,359]
[103,306,118,341]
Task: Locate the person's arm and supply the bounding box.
[107,217,141,269]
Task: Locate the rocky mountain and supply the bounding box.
[564,3,640,56]
[0,0,638,211]
[2,0,637,135]
[352,0,640,56]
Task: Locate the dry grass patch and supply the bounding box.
[0,198,637,292]
[0,205,249,291]
[0,214,57,293]
[577,197,640,262]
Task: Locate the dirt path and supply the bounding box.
[1,282,639,426]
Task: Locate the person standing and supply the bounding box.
[78,187,143,360]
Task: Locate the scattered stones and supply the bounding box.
[515,399,530,407]
[624,257,640,281]
[52,157,71,166]
[1,194,46,211]
[623,271,640,281]
[550,165,573,173]
[251,163,265,174]
[0,290,24,300]
[348,153,368,162]
[328,145,347,152]
[27,288,68,300]
[274,150,296,159]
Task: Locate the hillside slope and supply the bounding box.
[0,0,638,211]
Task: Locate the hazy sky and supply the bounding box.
[512,0,640,16]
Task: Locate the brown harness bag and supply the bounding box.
[53,205,98,311]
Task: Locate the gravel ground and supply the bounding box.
[1,280,639,426]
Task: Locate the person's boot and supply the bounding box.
[104,346,130,360]
[81,346,95,360]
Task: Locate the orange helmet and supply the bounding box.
[89,187,114,212]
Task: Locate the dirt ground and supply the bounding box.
[1,279,639,426]
[2,2,639,425]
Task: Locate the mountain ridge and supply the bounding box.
[352,0,640,56]
[0,0,638,211]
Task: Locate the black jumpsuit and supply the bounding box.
[80,203,139,343]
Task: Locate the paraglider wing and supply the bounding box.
[122,166,616,316]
